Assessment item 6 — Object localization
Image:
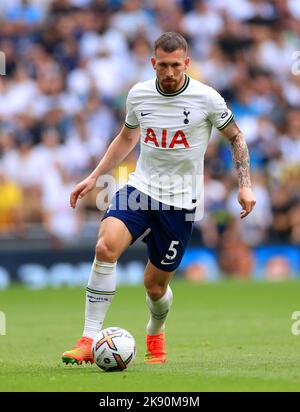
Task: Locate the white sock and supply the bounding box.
[146,285,173,335]
[83,259,116,339]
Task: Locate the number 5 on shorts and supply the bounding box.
[160,240,180,266]
[165,240,179,261]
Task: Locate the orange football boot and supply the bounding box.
[144,332,167,364]
[62,336,94,365]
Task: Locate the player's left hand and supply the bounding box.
[238,187,256,219]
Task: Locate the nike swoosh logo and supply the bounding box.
[88,298,107,303]
[160,260,175,265]
[141,112,151,117]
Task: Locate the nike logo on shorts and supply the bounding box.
[141,112,151,117]
[160,259,175,265]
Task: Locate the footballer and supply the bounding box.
[62,32,256,365]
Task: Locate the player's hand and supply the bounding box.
[238,187,256,219]
[70,176,97,208]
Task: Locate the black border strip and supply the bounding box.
[217,113,234,131]
[125,122,139,129]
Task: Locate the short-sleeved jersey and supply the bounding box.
[125,75,233,209]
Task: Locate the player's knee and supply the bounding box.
[95,238,118,263]
[145,284,165,301]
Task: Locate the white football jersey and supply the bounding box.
[125,75,233,209]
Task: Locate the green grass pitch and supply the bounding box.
[1,280,300,392]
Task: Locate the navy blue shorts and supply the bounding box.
[101,185,195,271]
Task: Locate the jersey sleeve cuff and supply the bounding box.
[125,122,139,129]
[217,113,234,131]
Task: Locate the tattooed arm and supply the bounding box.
[221,119,256,219]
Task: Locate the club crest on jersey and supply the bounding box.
[183,108,190,124]
[144,128,189,148]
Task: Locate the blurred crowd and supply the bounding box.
[0,0,300,260]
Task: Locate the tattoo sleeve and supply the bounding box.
[221,120,252,188]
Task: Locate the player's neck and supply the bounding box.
[158,74,187,94]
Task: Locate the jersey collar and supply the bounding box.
[156,74,190,97]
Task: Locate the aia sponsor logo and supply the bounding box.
[144,128,189,148]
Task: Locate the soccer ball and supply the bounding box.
[92,327,136,372]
